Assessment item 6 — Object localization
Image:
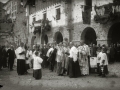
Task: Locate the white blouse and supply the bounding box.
[33,56,43,70]
[15,47,25,60]
[69,46,78,62]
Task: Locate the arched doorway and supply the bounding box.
[81,27,97,45]
[108,22,120,45]
[54,31,63,44]
[41,34,48,44]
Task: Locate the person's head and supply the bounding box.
[35,51,39,56]
[117,43,119,47]
[20,42,24,47]
[80,40,85,46]
[69,42,74,48]
[102,47,106,53]
[44,44,46,48]
[98,44,100,47]
[93,44,95,47]
[10,45,14,49]
[32,45,35,49]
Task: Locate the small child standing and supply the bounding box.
[98,47,108,77]
[33,51,43,80]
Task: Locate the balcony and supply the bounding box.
[33,19,51,35]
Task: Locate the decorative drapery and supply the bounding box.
[94,3,120,24]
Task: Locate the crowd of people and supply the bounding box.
[0,40,120,80]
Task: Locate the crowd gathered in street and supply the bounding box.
[0,40,120,80]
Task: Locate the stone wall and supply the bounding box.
[28,0,116,46]
[13,8,28,46]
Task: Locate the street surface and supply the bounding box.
[0,66,120,90]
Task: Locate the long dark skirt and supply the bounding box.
[68,58,81,78]
[57,62,63,75]
[17,59,26,75]
[33,69,42,80]
[99,65,109,75]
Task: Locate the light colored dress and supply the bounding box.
[78,45,89,75]
[56,46,64,75]
[64,47,70,70]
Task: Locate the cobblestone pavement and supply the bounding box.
[0,67,120,90]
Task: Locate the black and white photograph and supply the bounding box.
[0,0,120,90]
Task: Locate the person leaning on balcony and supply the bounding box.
[15,42,26,75]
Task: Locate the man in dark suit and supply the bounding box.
[41,44,49,68]
[7,45,16,71]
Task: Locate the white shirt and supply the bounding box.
[99,52,108,66]
[15,47,25,60]
[46,48,54,57]
[97,52,102,63]
[69,46,78,62]
[33,56,43,70]
[57,46,63,56]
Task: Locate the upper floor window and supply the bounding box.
[56,8,61,20]
[43,13,47,20]
[84,0,92,6]
[31,0,35,6]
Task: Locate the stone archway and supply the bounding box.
[108,22,120,45]
[54,31,63,44]
[81,27,97,45]
[41,34,48,44]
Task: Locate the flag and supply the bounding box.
[82,5,91,24]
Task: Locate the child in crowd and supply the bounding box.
[33,51,43,80]
[98,47,108,77]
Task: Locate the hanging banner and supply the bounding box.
[94,3,120,24]
[82,5,91,24]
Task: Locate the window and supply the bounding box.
[84,0,92,10]
[43,13,47,20]
[84,0,92,6]
[56,8,61,20]
[31,0,35,6]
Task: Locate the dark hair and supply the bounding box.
[35,51,39,56]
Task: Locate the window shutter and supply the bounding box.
[56,8,60,20]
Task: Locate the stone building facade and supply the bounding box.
[25,0,120,47]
